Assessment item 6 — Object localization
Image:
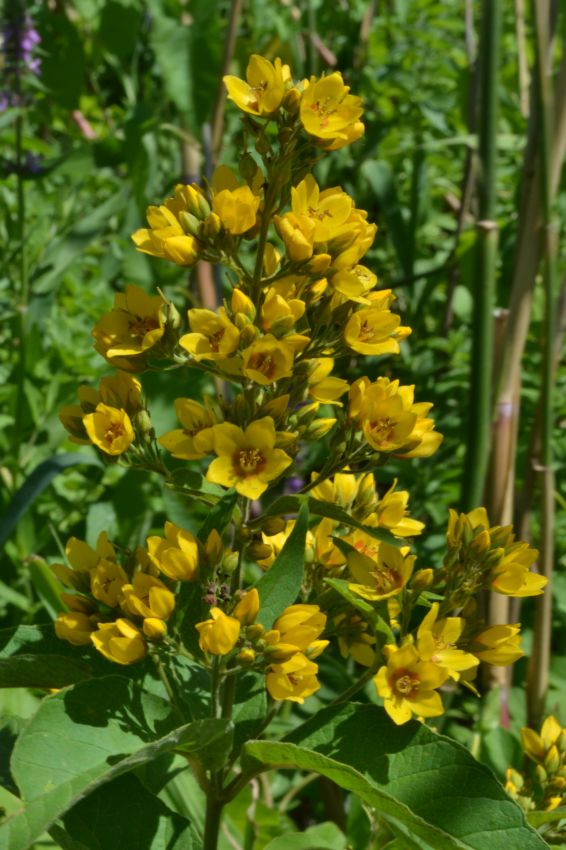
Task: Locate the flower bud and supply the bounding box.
[164,301,182,330]
[239,152,258,181]
[237,647,256,665]
[201,213,222,239]
[283,87,301,114]
[262,516,286,536]
[231,288,256,320]
[305,418,336,439]
[248,542,273,561]
[179,210,201,237]
[411,568,434,590]
[535,765,548,785]
[470,530,491,558]
[544,745,560,775]
[133,409,154,443]
[143,617,168,640]
[245,623,265,642]
[221,551,239,574]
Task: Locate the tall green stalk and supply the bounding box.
[527,0,557,727]
[461,0,502,510]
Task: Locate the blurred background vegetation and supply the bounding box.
[1,0,565,839]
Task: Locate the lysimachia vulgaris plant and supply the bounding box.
[30,55,548,850]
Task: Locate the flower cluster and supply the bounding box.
[53,54,546,730]
[506,716,566,818]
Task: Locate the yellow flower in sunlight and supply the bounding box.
[274,212,315,263]
[266,652,320,703]
[146,521,200,581]
[256,521,315,570]
[374,643,448,725]
[325,121,365,150]
[261,286,305,335]
[490,545,547,597]
[158,398,216,460]
[335,612,376,667]
[92,285,167,368]
[206,417,292,499]
[344,291,411,356]
[233,588,260,625]
[60,373,143,444]
[83,403,135,456]
[242,335,294,385]
[267,604,327,660]
[55,612,95,646]
[196,607,241,655]
[211,166,261,235]
[469,624,524,666]
[349,376,442,458]
[91,618,147,665]
[347,538,415,602]
[300,72,364,145]
[521,716,563,763]
[51,532,115,591]
[90,560,129,608]
[180,308,240,362]
[291,175,353,242]
[224,54,289,116]
[307,358,349,405]
[371,479,425,537]
[330,264,377,302]
[132,200,199,266]
[331,208,376,270]
[120,573,176,621]
[416,603,479,680]
[309,469,359,509]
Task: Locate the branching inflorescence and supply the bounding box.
[55,54,546,729]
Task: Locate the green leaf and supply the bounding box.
[526,806,566,827]
[360,160,411,278]
[0,454,102,550]
[243,704,547,850]
[197,489,238,543]
[0,624,109,688]
[255,502,309,628]
[38,11,85,109]
[51,773,195,850]
[263,822,347,850]
[4,675,229,850]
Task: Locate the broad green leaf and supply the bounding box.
[51,773,195,850]
[0,454,102,551]
[243,704,547,850]
[231,672,268,753]
[0,624,109,688]
[4,675,230,850]
[263,822,347,850]
[197,489,238,542]
[255,502,309,628]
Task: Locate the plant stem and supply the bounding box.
[13,113,28,484]
[461,0,501,510]
[527,0,557,727]
[203,792,224,850]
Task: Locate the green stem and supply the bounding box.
[461,0,501,510]
[13,113,27,482]
[202,792,224,850]
[329,662,378,706]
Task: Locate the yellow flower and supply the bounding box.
[242,335,294,385]
[211,166,261,235]
[91,618,147,665]
[469,624,524,665]
[90,560,129,607]
[180,308,240,362]
[372,479,425,537]
[300,72,364,145]
[291,175,353,242]
[256,521,315,570]
[233,588,260,625]
[206,417,292,499]
[374,643,448,725]
[146,521,200,581]
[83,403,135,456]
[196,607,241,655]
[335,612,376,667]
[266,652,320,703]
[344,292,411,356]
[224,54,289,116]
[330,265,377,302]
[416,603,479,680]
[158,398,216,460]
[490,545,547,597]
[132,189,201,266]
[143,618,168,641]
[274,212,315,262]
[347,539,415,602]
[521,716,563,763]
[268,604,327,659]
[92,285,167,368]
[307,358,349,405]
[261,286,305,335]
[310,469,359,509]
[55,612,95,646]
[51,532,116,590]
[331,208,376,269]
[349,376,442,458]
[60,373,143,444]
[120,573,176,621]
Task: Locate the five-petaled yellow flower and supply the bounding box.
[83,403,135,456]
[300,72,364,146]
[206,417,292,499]
[180,308,240,362]
[224,54,289,116]
[374,643,448,725]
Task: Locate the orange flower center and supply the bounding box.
[359,320,376,342]
[307,206,332,222]
[235,448,265,475]
[104,421,127,446]
[392,670,419,697]
[128,314,159,340]
[371,563,401,594]
[249,352,275,378]
[368,417,396,444]
[308,98,336,129]
[208,329,225,352]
